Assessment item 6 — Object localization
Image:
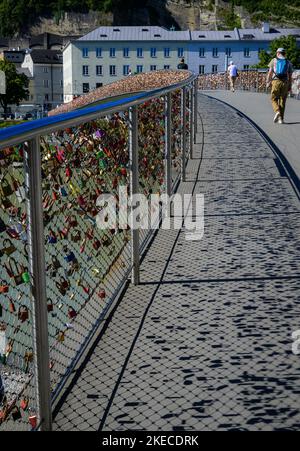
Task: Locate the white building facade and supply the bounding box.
[63,25,300,102]
[22,49,64,112]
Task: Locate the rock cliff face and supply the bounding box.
[26,0,300,36]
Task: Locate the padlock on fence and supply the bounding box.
[47,229,57,244]
[9,299,16,313]
[0,217,6,233]
[29,414,37,429]
[0,238,17,257]
[18,305,29,323]
[0,178,13,198]
[71,230,81,243]
[5,258,30,286]
[98,289,106,299]
[47,300,54,312]
[20,397,29,411]
[11,406,22,421]
[0,280,9,294]
[68,307,77,319]
[24,350,33,373]
[56,277,70,296]
[57,330,65,342]
[63,246,76,264]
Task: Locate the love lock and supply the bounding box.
[5,258,30,286]
[0,217,6,233]
[11,406,22,421]
[0,238,17,257]
[0,280,9,294]
[56,277,70,296]
[68,307,77,319]
[18,305,29,323]
[63,246,76,264]
[0,177,13,198]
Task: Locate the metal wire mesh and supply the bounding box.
[198,70,269,93]
[0,82,195,430]
[39,114,132,394]
[0,144,38,431]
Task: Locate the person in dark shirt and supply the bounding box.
[178,58,188,70]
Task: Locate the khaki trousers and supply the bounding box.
[271,79,289,119]
[230,76,237,90]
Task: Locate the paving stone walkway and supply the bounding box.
[53,94,300,431]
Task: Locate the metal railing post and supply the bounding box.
[129,106,140,285]
[193,79,198,144]
[181,87,187,182]
[189,86,194,159]
[165,93,172,198]
[24,136,52,431]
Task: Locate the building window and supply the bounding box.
[213,48,218,58]
[199,65,205,74]
[96,65,103,76]
[43,67,48,73]
[164,48,170,58]
[110,65,116,76]
[60,80,63,87]
[44,94,49,101]
[60,94,64,101]
[123,48,130,58]
[244,65,250,70]
[82,48,89,58]
[150,65,157,71]
[212,65,218,73]
[225,48,232,57]
[244,48,250,57]
[164,65,170,70]
[82,65,89,76]
[178,48,184,58]
[43,79,49,87]
[136,65,143,73]
[110,48,116,58]
[199,48,205,58]
[137,48,143,58]
[83,83,89,93]
[96,83,103,89]
[123,65,130,76]
[151,48,157,58]
[96,48,102,58]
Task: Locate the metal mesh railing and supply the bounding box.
[198,70,269,93]
[0,144,38,430]
[0,75,197,430]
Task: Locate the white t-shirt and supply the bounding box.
[228,65,238,77]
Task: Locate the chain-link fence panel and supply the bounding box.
[39,114,132,395]
[0,144,38,431]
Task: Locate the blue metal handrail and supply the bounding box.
[0,72,197,150]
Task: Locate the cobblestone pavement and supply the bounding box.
[53,94,300,431]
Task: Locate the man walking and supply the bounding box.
[178,58,188,70]
[228,61,238,92]
[266,48,293,124]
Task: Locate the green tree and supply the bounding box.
[255,35,300,69]
[0,59,29,117]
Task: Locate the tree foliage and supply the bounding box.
[255,35,300,69]
[0,59,29,114]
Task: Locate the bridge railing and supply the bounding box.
[0,72,198,431]
[198,69,269,93]
[198,69,300,99]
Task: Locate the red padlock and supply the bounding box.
[68,307,77,319]
[29,415,37,429]
[98,289,106,299]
